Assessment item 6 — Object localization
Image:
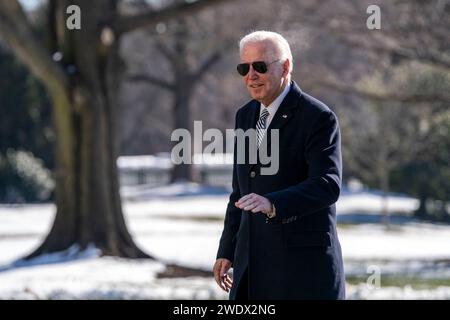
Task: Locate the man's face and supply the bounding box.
[240,41,287,106]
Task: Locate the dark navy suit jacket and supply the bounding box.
[217,81,345,299]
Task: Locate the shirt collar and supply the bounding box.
[260,82,291,117]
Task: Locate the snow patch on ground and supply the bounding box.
[0,186,448,299]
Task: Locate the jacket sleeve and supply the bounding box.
[265,110,342,222]
[216,110,242,262]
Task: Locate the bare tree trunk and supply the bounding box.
[376,105,391,228]
[169,23,195,182]
[171,84,195,182]
[415,190,428,219]
[380,173,390,228]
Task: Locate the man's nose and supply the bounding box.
[248,66,259,79]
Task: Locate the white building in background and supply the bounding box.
[117,153,233,189]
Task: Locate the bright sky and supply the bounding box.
[19,0,42,10]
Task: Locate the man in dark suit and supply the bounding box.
[213,31,345,300]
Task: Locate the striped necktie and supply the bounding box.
[256,108,269,148]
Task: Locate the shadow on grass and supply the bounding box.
[0,244,100,273]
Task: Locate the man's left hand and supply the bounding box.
[235,193,273,215]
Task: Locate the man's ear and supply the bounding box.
[283,59,290,77]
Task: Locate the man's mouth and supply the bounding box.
[249,84,264,89]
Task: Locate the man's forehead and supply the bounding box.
[240,41,274,60]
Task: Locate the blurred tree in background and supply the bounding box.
[123,0,282,182]
[391,67,450,221]
[0,47,54,202]
[293,0,450,222]
[128,16,230,182]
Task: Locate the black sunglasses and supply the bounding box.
[236,59,280,76]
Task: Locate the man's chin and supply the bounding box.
[249,93,263,102]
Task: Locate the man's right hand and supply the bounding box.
[213,258,233,292]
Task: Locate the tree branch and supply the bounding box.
[156,41,178,67]
[116,0,237,35]
[192,49,222,82]
[0,0,69,92]
[127,74,175,91]
[314,79,450,105]
[339,33,450,71]
[298,3,450,71]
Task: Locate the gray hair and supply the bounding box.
[239,30,293,73]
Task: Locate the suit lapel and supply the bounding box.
[261,81,303,151]
[247,100,260,130]
[240,100,260,181]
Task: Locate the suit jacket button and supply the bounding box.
[250,171,256,178]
